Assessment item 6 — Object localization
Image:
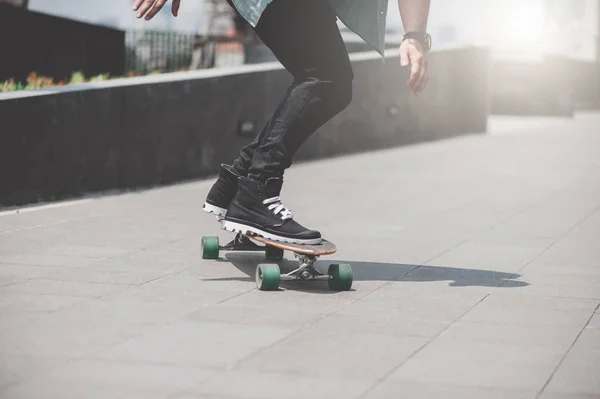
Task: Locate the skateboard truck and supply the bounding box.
[281,254,329,281]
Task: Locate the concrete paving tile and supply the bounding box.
[310,311,451,338]
[339,290,483,323]
[0,312,141,357]
[41,267,170,286]
[548,242,600,260]
[523,261,600,278]
[170,396,244,399]
[389,353,555,390]
[95,321,293,368]
[112,282,244,305]
[539,393,600,399]
[401,265,524,288]
[589,314,600,329]
[39,244,134,258]
[236,328,427,380]
[560,339,600,372]
[0,278,129,298]
[0,253,97,268]
[9,359,215,395]
[513,268,600,288]
[478,293,599,311]
[439,320,581,350]
[358,283,488,304]
[220,288,359,312]
[192,370,373,399]
[460,301,594,327]
[335,237,461,267]
[53,293,214,327]
[179,262,257,279]
[143,273,256,293]
[531,246,600,269]
[1,381,177,399]
[545,364,600,395]
[398,337,566,367]
[185,303,327,328]
[426,243,545,272]
[0,264,62,287]
[122,238,219,263]
[470,214,582,248]
[88,255,190,273]
[387,277,498,294]
[0,291,90,314]
[465,230,556,249]
[574,326,600,348]
[363,381,536,399]
[170,395,245,399]
[501,279,600,299]
[0,352,71,388]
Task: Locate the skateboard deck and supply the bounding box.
[245,235,336,256]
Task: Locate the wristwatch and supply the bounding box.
[403,32,432,52]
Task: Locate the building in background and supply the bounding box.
[24,0,600,62]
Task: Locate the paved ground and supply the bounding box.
[1,113,599,399]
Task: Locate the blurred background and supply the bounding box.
[2,0,599,76]
[1,0,599,206]
[2,0,599,111]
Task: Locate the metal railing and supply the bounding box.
[124,0,263,75]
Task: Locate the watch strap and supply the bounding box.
[403,32,432,51]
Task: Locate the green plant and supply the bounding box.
[1,69,161,93]
[1,79,17,92]
[69,71,86,84]
[89,73,110,82]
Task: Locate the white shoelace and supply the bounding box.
[263,196,293,220]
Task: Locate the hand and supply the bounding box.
[133,0,181,20]
[399,38,428,95]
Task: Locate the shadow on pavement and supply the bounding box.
[204,252,529,292]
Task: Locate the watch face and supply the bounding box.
[425,33,432,51]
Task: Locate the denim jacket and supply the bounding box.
[230,0,389,55]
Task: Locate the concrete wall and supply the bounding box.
[548,57,600,111]
[0,47,490,207]
[489,56,600,116]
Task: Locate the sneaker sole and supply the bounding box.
[221,220,322,245]
[202,202,227,217]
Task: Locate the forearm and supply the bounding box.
[398,0,430,32]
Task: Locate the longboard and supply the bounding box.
[201,231,351,292]
[247,235,337,256]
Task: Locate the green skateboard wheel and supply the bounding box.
[256,263,280,291]
[265,246,284,261]
[201,236,220,259]
[327,264,353,291]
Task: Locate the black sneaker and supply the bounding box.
[221,177,322,245]
[202,164,241,217]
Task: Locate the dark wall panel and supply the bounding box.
[0,4,125,82]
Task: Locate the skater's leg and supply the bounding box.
[221,0,354,244]
[229,0,354,179]
[230,85,294,176]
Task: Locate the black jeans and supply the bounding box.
[226,0,354,181]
